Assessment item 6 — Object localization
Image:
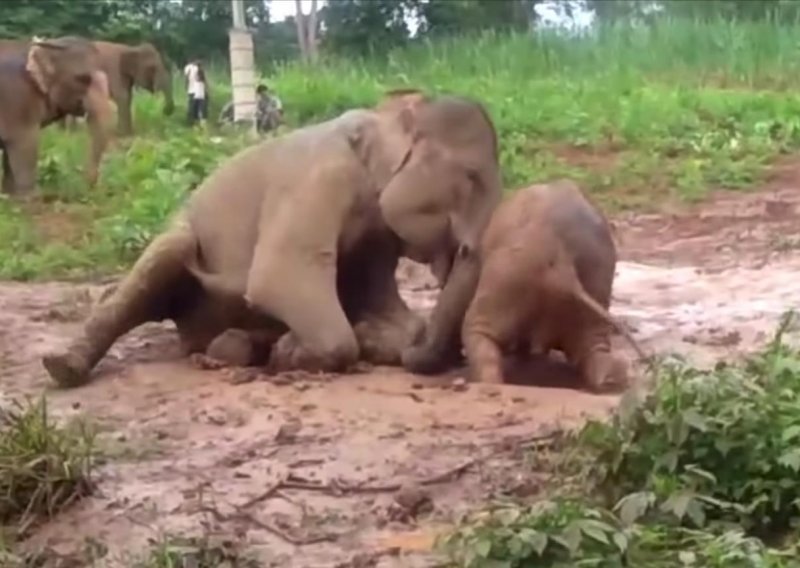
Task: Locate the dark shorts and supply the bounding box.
[187,95,208,123]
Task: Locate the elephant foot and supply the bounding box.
[353,316,424,366]
[402,342,462,375]
[580,350,629,393]
[206,329,255,367]
[270,332,358,374]
[42,350,92,388]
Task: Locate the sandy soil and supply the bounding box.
[2,169,800,567]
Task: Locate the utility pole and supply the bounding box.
[229,0,256,133]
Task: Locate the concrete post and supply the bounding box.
[229,0,256,132]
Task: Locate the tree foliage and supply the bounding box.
[3,0,800,71]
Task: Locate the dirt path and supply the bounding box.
[2,173,800,567]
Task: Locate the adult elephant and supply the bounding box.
[0,37,115,195]
[91,41,175,136]
[42,90,502,387]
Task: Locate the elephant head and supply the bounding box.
[26,36,100,116]
[348,90,503,373]
[120,43,175,116]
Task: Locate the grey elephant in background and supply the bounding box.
[0,36,115,195]
[91,40,174,135]
[462,180,645,391]
[42,90,502,387]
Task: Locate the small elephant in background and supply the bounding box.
[461,179,645,391]
[91,40,175,136]
[0,37,115,195]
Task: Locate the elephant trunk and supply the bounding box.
[401,247,481,374]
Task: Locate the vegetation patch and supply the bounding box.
[4,20,800,279]
[0,397,95,540]
[440,314,800,567]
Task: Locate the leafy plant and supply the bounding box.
[581,313,800,536]
[442,315,800,567]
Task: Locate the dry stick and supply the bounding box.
[198,503,335,546]
[235,510,337,546]
[270,432,559,496]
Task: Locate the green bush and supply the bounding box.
[441,315,800,567]
[581,314,800,536]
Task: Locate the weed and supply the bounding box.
[0,397,95,539]
[132,534,260,568]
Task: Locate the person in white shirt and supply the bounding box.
[183,59,208,126]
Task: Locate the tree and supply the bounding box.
[416,0,538,38]
[294,0,319,61]
[322,0,413,55]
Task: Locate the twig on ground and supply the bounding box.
[268,432,560,496]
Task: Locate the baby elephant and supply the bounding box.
[461,180,643,391]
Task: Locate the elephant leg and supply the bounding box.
[343,246,424,366]
[402,250,480,374]
[173,293,232,355]
[116,88,134,137]
[247,257,359,374]
[461,260,533,384]
[2,131,39,195]
[561,313,627,393]
[42,218,196,387]
[2,149,14,195]
[352,303,423,366]
[83,72,115,187]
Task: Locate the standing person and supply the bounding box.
[184,59,208,126]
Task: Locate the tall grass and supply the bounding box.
[4,18,800,279]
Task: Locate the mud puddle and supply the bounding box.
[2,180,800,566]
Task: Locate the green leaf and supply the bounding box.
[660,491,695,521]
[560,522,583,555]
[686,499,707,528]
[778,448,800,472]
[614,492,654,526]
[682,409,708,432]
[578,519,612,545]
[782,425,800,443]
[612,532,628,554]
[519,529,548,557]
[474,538,492,558]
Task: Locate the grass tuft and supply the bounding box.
[0,397,95,538]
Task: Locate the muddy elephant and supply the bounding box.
[91,40,175,136]
[0,37,115,195]
[42,90,502,387]
[461,180,644,391]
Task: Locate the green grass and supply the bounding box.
[6,19,800,279]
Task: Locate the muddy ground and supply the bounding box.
[3,168,800,567]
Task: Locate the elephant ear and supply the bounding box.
[25,41,62,95]
[346,106,417,185]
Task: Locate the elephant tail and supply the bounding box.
[548,257,650,367]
